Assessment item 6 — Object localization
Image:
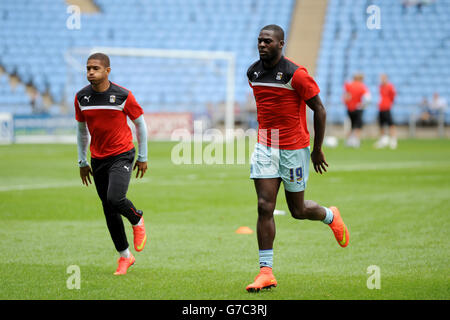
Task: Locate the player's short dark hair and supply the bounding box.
[261,24,285,41]
[87,52,110,68]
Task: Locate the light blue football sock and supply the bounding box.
[322,207,334,224]
[259,249,273,268]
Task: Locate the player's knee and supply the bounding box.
[290,207,307,220]
[257,198,275,217]
[106,195,126,210]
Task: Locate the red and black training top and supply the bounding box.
[247,56,320,150]
[74,82,144,159]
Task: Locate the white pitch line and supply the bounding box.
[1,161,448,192]
[0,178,151,192]
[0,181,81,192]
[330,161,449,172]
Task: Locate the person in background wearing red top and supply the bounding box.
[375,74,397,149]
[343,73,371,148]
[75,53,148,275]
[245,25,350,292]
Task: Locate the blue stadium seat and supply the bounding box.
[2,0,448,123]
[315,0,450,124]
[0,0,296,114]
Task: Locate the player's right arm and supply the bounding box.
[75,94,92,186]
[343,83,351,104]
[77,121,92,186]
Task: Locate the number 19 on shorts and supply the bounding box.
[289,167,303,182]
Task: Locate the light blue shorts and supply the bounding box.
[250,143,310,192]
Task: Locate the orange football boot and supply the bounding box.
[246,267,277,292]
[132,218,147,252]
[113,254,136,275]
[328,206,349,247]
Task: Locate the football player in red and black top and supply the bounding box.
[245,25,350,292]
[343,73,371,147]
[75,53,148,275]
[374,74,397,149]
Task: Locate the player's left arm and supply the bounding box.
[292,68,328,174]
[124,91,148,179]
[132,115,148,178]
[391,85,396,102]
[306,94,328,175]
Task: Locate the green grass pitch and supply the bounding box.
[0,139,449,300]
